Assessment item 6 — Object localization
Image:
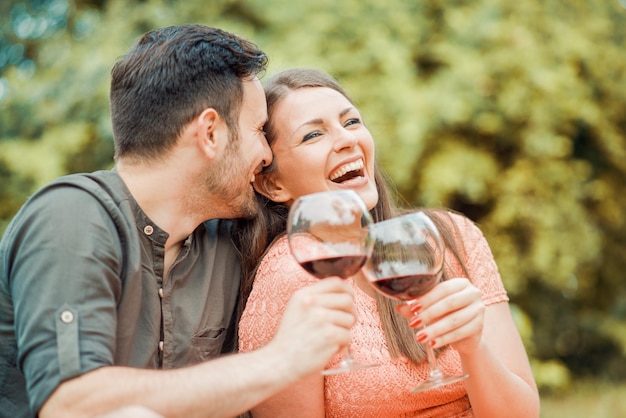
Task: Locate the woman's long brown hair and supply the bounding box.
[233,68,471,364]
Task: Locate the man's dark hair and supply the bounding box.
[110,24,268,160]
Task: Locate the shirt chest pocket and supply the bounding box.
[190,327,227,363]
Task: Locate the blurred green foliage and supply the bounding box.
[2,0,626,392]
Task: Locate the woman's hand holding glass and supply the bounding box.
[397,277,486,355]
[363,211,469,392]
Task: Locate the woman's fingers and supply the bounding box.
[401,278,486,353]
[415,303,484,352]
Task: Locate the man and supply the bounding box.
[0,25,356,418]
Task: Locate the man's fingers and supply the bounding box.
[292,278,356,315]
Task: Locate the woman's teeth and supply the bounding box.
[330,159,364,181]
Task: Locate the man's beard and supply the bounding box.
[203,133,258,219]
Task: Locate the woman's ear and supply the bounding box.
[253,172,291,203]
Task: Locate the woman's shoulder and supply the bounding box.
[423,209,486,250]
[428,208,478,232]
[428,210,508,302]
[264,234,290,255]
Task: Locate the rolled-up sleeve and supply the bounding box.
[9,185,123,415]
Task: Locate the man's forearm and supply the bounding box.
[40,345,298,418]
[40,278,355,418]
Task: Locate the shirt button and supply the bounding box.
[143,225,154,235]
[60,310,74,323]
[159,341,164,352]
[158,288,164,298]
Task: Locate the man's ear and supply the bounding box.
[196,107,226,159]
[254,172,292,203]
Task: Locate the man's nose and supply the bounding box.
[261,141,273,167]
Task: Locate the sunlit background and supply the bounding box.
[2,1,626,416]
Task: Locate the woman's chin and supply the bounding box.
[356,187,379,211]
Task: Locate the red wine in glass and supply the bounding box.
[372,273,439,300]
[301,255,368,279]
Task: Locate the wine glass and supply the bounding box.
[363,211,468,392]
[287,189,376,375]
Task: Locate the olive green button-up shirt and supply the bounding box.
[0,170,241,418]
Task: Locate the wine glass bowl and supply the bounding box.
[288,190,373,279]
[366,212,444,301]
[287,190,376,375]
[363,211,469,392]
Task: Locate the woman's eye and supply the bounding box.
[344,118,361,127]
[302,131,322,142]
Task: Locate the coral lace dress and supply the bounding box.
[239,213,509,417]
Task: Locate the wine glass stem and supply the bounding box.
[341,349,356,367]
[417,324,444,381]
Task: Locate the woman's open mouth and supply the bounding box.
[329,159,365,184]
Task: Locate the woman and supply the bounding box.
[235,68,539,417]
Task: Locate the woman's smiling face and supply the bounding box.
[256,86,378,210]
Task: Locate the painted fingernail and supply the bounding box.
[430,340,437,347]
[409,303,422,313]
[409,316,423,328]
[416,332,428,343]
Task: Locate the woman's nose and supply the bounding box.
[332,128,358,152]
